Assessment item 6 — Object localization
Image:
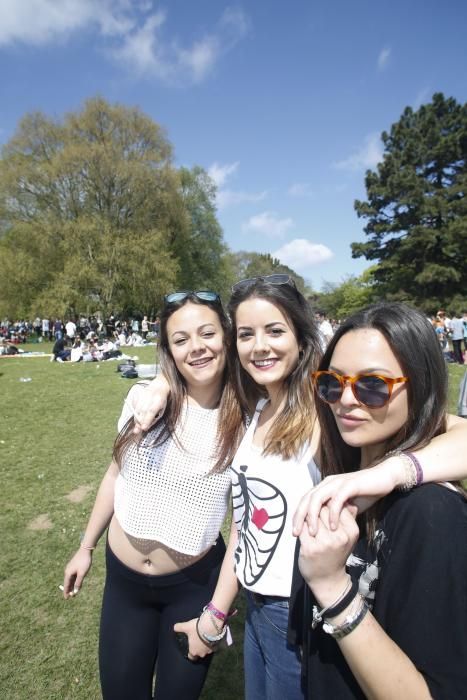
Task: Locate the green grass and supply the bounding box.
[0,343,244,699]
[0,344,464,699]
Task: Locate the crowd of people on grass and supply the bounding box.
[430,309,467,364]
[0,314,161,361]
[62,276,467,700]
[0,314,160,347]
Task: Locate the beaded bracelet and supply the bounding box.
[322,596,369,640]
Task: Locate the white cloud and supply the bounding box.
[377,47,391,70]
[0,1,250,84]
[208,161,267,209]
[273,239,334,271]
[287,182,314,198]
[217,189,268,210]
[333,133,383,172]
[242,211,294,238]
[208,161,239,188]
[0,0,134,46]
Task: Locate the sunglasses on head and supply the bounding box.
[312,370,409,408]
[164,290,220,305]
[231,273,296,293]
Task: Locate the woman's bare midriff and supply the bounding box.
[107,515,211,574]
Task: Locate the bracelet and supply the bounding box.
[396,451,424,491]
[80,544,96,551]
[206,602,238,622]
[201,607,223,635]
[322,596,369,639]
[196,615,228,646]
[311,576,358,629]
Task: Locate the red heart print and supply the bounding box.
[252,507,269,530]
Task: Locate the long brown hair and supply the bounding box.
[113,294,244,472]
[228,278,322,459]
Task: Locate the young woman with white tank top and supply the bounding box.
[62,291,244,700]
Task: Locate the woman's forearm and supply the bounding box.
[131,375,171,433]
[387,414,467,488]
[211,518,241,614]
[337,611,431,700]
[79,461,119,548]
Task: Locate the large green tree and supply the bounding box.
[352,93,467,311]
[0,98,229,318]
[169,166,234,300]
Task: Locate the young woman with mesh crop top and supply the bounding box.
[62,291,244,700]
[131,276,467,700]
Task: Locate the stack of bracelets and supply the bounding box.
[196,602,237,647]
[312,575,368,640]
[395,451,424,490]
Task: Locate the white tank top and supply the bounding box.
[231,398,321,596]
[114,388,231,555]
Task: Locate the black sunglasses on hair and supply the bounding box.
[163,290,221,305]
[231,273,296,293]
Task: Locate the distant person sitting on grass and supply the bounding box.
[51,336,70,362]
[0,338,20,355]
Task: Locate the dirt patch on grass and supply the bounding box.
[65,485,93,503]
[28,513,53,530]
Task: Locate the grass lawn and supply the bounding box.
[0,344,465,699]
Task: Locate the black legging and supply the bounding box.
[99,537,225,700]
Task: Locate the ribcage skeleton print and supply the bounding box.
[232,464,287,586]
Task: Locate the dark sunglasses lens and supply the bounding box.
[232,277,255,292]
[316,374,342,403]
[196,291,220,302]
[265,274,291,285]
[165,292,188,304]
[355,376,389,407]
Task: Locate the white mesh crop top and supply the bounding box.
[114,387,231,555]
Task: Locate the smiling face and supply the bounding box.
[166,302,226,397]
[328,328,409,465]
[235,297,301,398]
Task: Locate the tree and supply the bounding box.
[352,93,467,311]
[169,166,234,300]
[315,268,378,319]
[228,251,308,294]
[0,98,228,318]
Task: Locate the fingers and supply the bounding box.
[173,622,188,633]
[132,410,162,434]
[293,475,364,539]
[327,486,355,531]
[293,489,315,536]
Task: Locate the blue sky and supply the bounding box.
[0,0,466,289]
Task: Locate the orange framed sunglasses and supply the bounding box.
[312,370,409,408]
